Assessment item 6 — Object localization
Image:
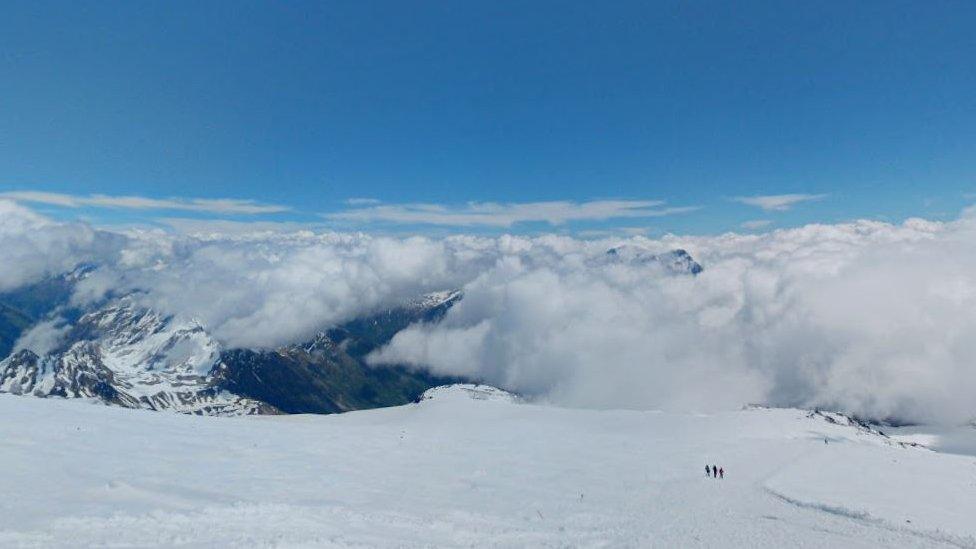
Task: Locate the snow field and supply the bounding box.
[0,387,973,548]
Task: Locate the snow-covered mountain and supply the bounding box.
[602,245,704,275]
[0,300,269,414]
[0,288,464,415]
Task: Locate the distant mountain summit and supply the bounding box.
[603,246,704,275]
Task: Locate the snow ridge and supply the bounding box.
[418,383,517,403]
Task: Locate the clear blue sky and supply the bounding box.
[1,1,974,234]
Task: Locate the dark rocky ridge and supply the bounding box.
[212,292,465,414]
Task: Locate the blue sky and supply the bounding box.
[1,1,974,235]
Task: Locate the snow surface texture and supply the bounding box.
[0,385,973,548]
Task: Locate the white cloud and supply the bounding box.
[734,194,827,212]
[0,200,123,291]
[6,199,976,425]
[0,190,290,214]
[370,213,976,424]
[324,200,700,227]
[14,318,71,356]
[67,231,502,349]
[741,219,773,230]
[345,197,382,206]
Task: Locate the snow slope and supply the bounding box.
[0,386,973,548]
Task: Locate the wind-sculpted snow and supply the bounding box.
[0,393,973,547]
[4,199,976,423]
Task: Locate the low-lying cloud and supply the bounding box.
[4,198,976,424]
[0,201,124,291]
[370,215,975,424]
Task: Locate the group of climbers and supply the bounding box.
[705,464,724,479]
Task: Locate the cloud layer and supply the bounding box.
[370,215,976,424]
[325,200,698,227]
[0,191,290,214]
[4,199,976,424]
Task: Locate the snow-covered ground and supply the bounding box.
[0,386,974,548]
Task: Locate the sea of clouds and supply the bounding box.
[3,198,976,424]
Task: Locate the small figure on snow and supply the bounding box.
[712,465,718,478]
[705,465,711,478]
[719,467,724,479]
